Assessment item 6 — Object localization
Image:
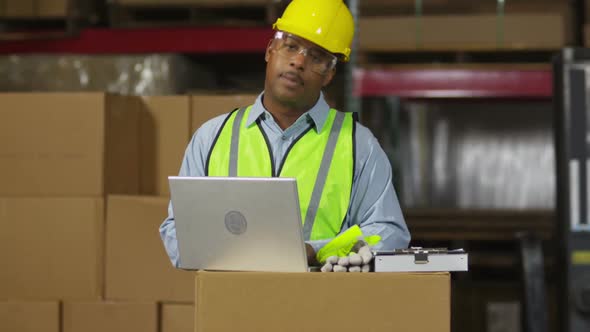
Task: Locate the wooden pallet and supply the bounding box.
[108,2,283,28]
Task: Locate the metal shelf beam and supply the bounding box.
[354,68,552,98]
[0,27,273,54]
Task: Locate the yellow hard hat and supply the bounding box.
[273,0,354,62]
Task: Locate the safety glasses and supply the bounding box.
[272,31,337,75]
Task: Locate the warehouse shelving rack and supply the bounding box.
[0,26,554,99]
[0,22,559,332]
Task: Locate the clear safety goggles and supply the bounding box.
[272,31,338,75]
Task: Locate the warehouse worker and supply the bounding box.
[159,0,410,267]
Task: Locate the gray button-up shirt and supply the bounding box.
[160,92,410,267]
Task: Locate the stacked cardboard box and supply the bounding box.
[0,302,60,332]
[0,92,139,331]
[104,195,196,332]
[105,195,195,302]
[359,0,571,51]
[162,304,194,332]
[0,93,140,196]
[0,91,454,332]
[37,0,68,17]
[139,96,192,196]
[63,302,158,332]
[1,0,68,18]
[0,91,258,332]
[113,0,269,6]
[2,0,34,17]
[103,93,257,331]
[190,94,258,133]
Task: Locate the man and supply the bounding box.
[160,0,410,267]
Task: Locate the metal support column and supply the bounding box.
[518,232,548,332]
[553,48,590,332]
[344,0,360,118]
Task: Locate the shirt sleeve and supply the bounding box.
[307,123,411,254]
[159,115,227,267]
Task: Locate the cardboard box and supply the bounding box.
[362,0,448,5]
[105,195,194,302]
[0,93,140,196]
[0,301,59,332]
[0,198,104,300]
[63,302,157,332]
[115,0,268,5]
[139,96,191,196]
[4,0,34,17]
[190,94,258,134]
[472,1,573,45]
[360,0,452,15]
[185,0,269,4]
[195,271,450,332]
[162,304,194,332]
[359,14,565,51]
[37,0,68,17]
[474,0,568,13]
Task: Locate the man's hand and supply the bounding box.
[320,242,374,272]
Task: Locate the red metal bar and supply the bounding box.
[0,27,273,54]
[354,68,553,98]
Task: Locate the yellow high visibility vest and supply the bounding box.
[206,106,354,240]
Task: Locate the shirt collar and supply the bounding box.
[246,91,331,133]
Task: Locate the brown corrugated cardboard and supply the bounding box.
[139,96,191,196]
[475,0,568,13]
[37,0,68,17]
[63,302,157,332]
[0,92,140,196]
[186,0,269,4]
[359,14,565,51]
[472,1,573,45]
[105,195,194,302]
[362,0,448,5]
[190,94,258,134]
[4,0,34,17]
[195,271,450,332]
[359,0,572,38]
[116,0,268,5]
[162,304,194,332]
[360,0,452,15]
[0,198,104,300]
[0,301,59,332]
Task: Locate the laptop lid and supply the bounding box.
[168,176,308,272]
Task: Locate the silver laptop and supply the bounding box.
[168,176,309,272]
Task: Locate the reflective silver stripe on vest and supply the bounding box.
[302,111,346,240]
[229,107,247,177]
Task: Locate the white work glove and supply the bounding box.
[320,241,373,273]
